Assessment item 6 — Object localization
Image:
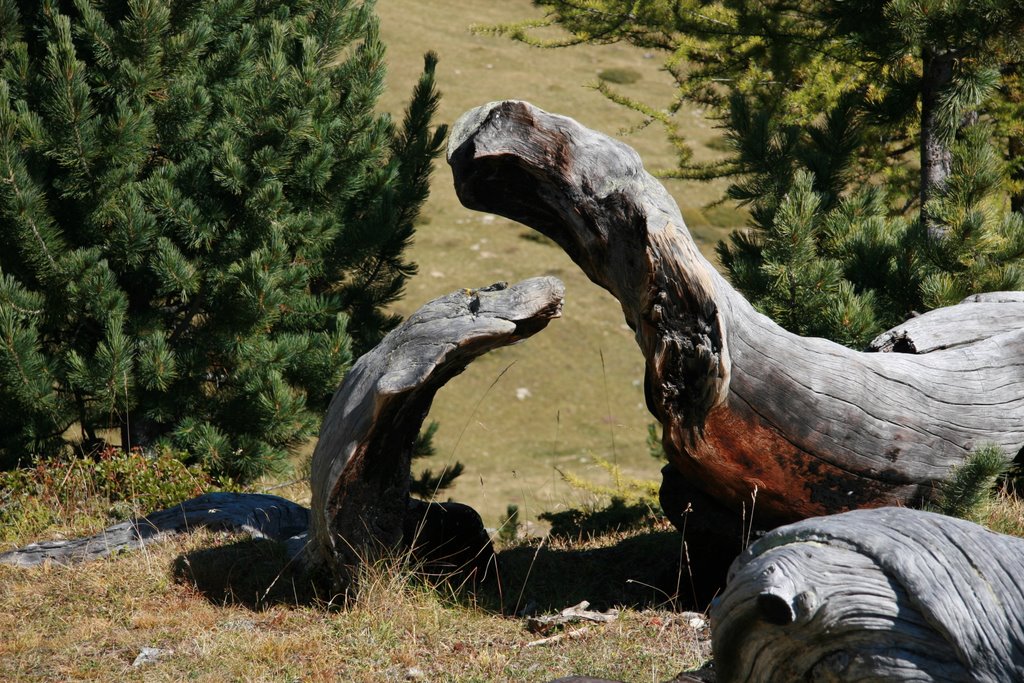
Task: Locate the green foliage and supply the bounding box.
[497,0,1024,346]
[597,67,641,85]
[539,454,663,539]
[0,0,446,479]
[409,421,465,499]
[539,496,662,540]
[0,445,229,542]
[934,444,1010,522]
[497,503,521,544]
[646,422,664,461]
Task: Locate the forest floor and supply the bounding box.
[0,520,712,682]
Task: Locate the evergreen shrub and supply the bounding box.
[0,0,446,479]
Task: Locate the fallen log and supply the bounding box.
[0,492,309,567]
[447,100,1024,527]
[710,507,1024,682]
[1,278,565,593]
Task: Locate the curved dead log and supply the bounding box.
[2,278,564,590]
[448,100,1024,526]
[0,492,309,567]
[309,276,564,588]
[710,507,1024,682]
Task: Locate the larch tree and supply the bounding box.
[0,0,446,480]
[488,0,1024,347]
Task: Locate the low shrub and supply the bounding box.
[0,446,233,543]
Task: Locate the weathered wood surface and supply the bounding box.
[448,100,1024,526]
[868,293,1024,353]
[308,276,564,587]
[0,492,309,567]
[711,507,1024,682]
[2,278,563,586]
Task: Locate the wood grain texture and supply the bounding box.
[868,293,1024,353]
[711,507,1024,682]
[0,492,309,567]
[448,100,1024,526]
[308,276,564,587]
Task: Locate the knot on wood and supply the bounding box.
[648,309,725,430]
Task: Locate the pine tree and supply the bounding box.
[0,0,447,480]
[492,0,1024,346]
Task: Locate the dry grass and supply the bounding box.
[0,524,710,682]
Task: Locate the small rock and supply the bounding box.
[221,619,256,631]
[132,647,172,667]
[681,612,707,630]
[516,387,532,400]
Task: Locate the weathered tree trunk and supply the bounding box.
[448,100,1024,529]
[308,277,565,589]
[710,506,1024,682]
[1,278,565,593]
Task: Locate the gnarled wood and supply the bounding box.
[308,276,564,587]
[448,100,1024,526]
[711,507,1024,682]
[2,278,564,591]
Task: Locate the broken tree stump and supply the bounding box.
[447,100,1024,528]
[710,506,1024,682]
[1,278,565,595]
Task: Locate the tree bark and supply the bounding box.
[921,47,955,239]
[710,507,1024,682]
[448,100,1024,528]
[2,278,565,594]
[308,276,564,589]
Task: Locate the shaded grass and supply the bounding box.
[598,67,642,84]
[0,522,710,682]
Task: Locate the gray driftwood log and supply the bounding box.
[711,506,1024,682]
[447,100,1024,527]
[1,278,565,592]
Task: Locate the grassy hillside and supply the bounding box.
[374,0,742,526]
